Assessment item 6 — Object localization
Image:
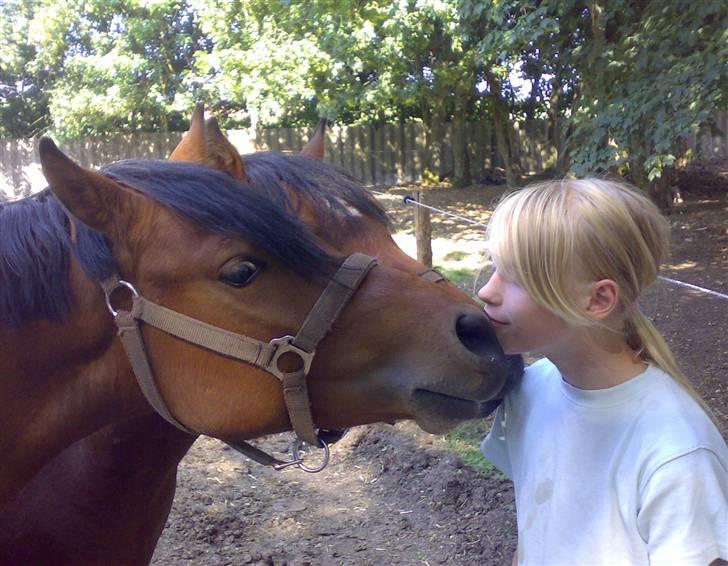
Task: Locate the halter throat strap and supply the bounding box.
[105,253,378,449]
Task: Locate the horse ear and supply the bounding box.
[169,103,248,182]
[203,117,247,182]
[169,102,207,163]
[300,118,328,160]
[38,138,138,235]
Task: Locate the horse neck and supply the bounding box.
[0,257,151,502]
[0,415,196,564]
[19,414,195,500]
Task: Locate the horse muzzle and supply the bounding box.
[408,353,523,433]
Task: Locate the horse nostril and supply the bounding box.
[455,313,500,358]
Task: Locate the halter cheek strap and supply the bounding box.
[104,253,378,470]
[418,268,445,283]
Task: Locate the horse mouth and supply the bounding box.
[410,389,501,434]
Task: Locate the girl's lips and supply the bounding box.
[485,312,508,326]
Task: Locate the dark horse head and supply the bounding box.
[0,107,519,563]
[1,117,519,501]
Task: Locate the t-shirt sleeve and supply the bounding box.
[480,401,513,480]
[637,447,728,565]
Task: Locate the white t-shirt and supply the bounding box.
[481,359,728,566]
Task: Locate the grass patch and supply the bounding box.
[444,419,499,475]
[443,250,470,262]
[435,265,477,290]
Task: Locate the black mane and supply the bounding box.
[1,153,388,326]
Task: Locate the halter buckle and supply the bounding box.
[267,335,315,381]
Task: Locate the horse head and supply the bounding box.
[167,107,522,434]
[37,116,517,450]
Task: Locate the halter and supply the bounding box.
[103,254,445,473]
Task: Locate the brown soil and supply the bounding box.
[152,165,727,566]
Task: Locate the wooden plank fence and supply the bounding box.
[257,120,555,186]
[2,114,727,201]
[0,132,185,201]
[0,120,552,200]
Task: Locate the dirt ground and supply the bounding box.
[152,163,727,566]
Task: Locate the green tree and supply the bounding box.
[569,0,727,206]
[194,1,481,186]
[0,0,51,137]
[192,1,418,127]
[463,0,727,201]
[2,0,211,140]
[461,0,588,185]
[3,0,724,202]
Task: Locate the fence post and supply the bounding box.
[413,191,433,268]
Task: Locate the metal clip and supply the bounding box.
[273,437,330,473]
[103,280,140,316]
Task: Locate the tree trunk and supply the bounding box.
[629,156,672,212]
[548,81,571,174]
[421,95,446,180]
[451,89,471,188]
[649,167,675,212]
[588,2,606,43]
[488,72,523,187]
[421,99,433,173]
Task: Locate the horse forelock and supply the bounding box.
[0,191,116,326]
[99,159,338,280]
[242,152,390,235]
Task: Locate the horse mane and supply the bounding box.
[1,154,387,326]
[0,190,116,326]
[241,152,389,233]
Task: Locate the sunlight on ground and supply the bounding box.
[392,231,490,293]
[663,260,699,271]
[178,435,396,544]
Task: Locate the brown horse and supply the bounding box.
[0,109,521,564]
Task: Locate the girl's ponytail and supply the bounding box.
[626,308,717,422]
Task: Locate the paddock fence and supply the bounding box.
[2,113,727,201]
[0,120,552,200]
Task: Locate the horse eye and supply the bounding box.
[219,259,262,288]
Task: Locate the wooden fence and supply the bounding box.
[0,120,553,200]
[1,132,185,201]
[2,114,727,201]
[257,120,554,187]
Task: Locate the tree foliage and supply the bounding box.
[1,0,211,140]
[1,0,725,191]
[567,0,727,184]
[0,0,52,137]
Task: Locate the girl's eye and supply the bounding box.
[219,259,263,288]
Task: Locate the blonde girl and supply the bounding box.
[478,178,727,565]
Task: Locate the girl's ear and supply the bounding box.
[585,279,620,321]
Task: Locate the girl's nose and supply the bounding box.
[477,270,501,305]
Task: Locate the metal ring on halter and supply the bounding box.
[272,437,330,473]
[104,280,140,316]
[267,335,315,381]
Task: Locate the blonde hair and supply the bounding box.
[486,177,711,414]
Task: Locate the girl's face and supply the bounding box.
[477,269,574,356]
